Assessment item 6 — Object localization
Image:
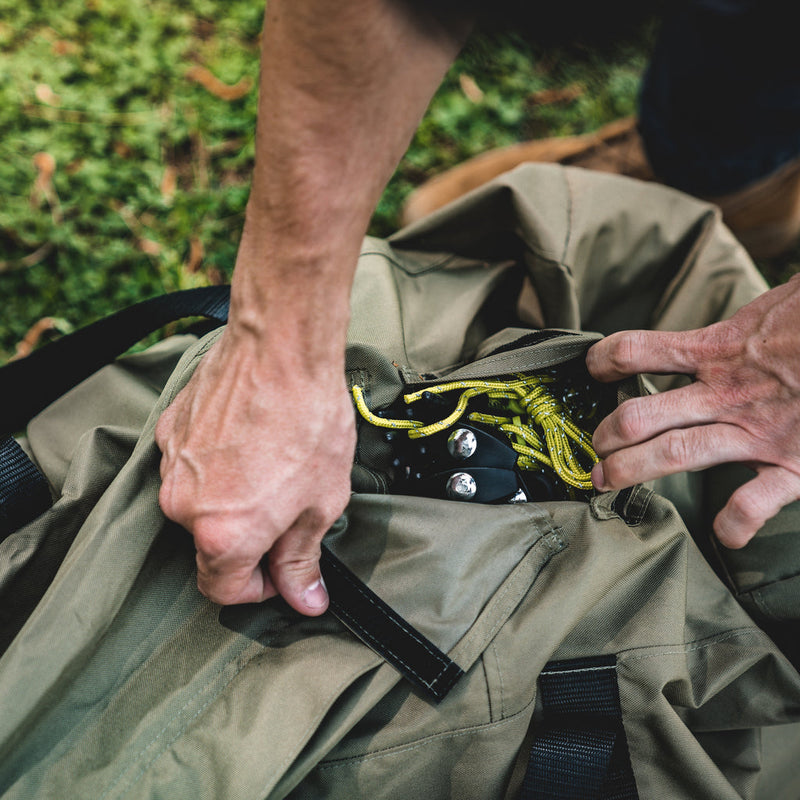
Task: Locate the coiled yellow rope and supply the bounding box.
[351,374,598,490]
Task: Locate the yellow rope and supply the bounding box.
[351,373,598,490]
[351,385,422,431]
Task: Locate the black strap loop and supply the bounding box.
[0,437,52,536]
[320,547,463,703]
[521,656,639,800]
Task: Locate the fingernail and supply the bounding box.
[592,462,607,491]
[302,577,329,609]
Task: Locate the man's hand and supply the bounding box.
[586,273,800,549]
[155,325,355,612]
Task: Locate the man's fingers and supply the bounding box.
[593,382,714,455]
[192,517,280,606]
[196,550,279,606]
[266,510,332,616]
[586,329,702,382]
[193,518,331,613]
[593,423,752,490]
[714,466,800,549]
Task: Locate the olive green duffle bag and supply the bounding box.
[1,164,799,799]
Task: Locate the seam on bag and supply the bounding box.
[163,334,219,406]
[399,343,580,383]
[618,485,654,527]
[360,249,457,277]
[114,641,380,800]
[452,526,566,662]
[491,640,507,719]
[100,647,256,800]
[560,169,574,274]
[347,370,390,494]
[424,342,585,375]
[540,664,616,676]
[650,208,717,323]
[101,618,293,799]
[591,487,654,527]
[387,256,411,368]
[748,584,800,622]
[314,694,537,771]
[739,568,800,596]
[749,588,776,621]
[333,599,452,693]
[481,654,495,722]
[618,627,761,663]
[259,666,386,796]
[456,535,549,655]
[351,461,384,494]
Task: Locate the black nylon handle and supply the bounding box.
[0,286,231,436]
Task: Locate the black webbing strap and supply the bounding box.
[0,287,463,703]
[320,547,464,703]
[0,287,232,535]
[0,286,232,437]
[521,656,639,800]
[0,437,52,536]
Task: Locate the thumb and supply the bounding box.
[267,515,330,616]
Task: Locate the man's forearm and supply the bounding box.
[232,0,473,361]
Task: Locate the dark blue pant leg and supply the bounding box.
[639,1,800,195]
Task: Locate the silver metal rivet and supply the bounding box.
[446,472,477,501]
[447,428,477,460]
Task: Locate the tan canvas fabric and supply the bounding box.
[0,165,798,800]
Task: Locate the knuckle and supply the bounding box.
[193,527,231,562]
[153,409,173,448]
[598,454,632,490]
[327,487,351,525]
[157,480,181,522]
[727,491,761,526]
[607,332,639,373]
[661,431,691,469]
[591,418,613,456]
[275,523,324,564]
[615,400,645,443]
[275,556,319,582]
[197,577,239,606]
[712,515,740,548]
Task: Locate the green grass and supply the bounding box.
[0,4,796,361]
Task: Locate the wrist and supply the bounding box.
[225,276,350,387]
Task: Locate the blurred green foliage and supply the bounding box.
[1,3,795,361]
[0,0,262,358]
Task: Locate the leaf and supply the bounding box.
[34,83,61,106]
[12,317,73,360]
[529,84,584,106]
[160,165,178,204]
[51,39,80,57]
[185,65,253,101]
[458,74,484,103]
[30,153,62,223]
[113,141,133,158]
[138,239,162,256]
[185,237,203,273]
